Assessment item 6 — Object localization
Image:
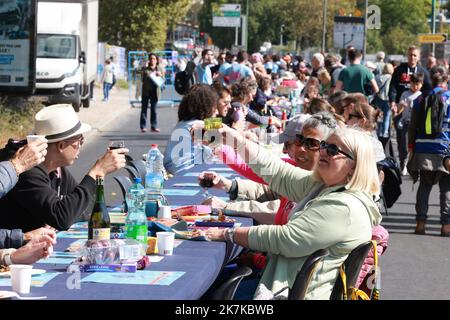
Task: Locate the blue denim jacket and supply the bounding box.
[0,161,18,199]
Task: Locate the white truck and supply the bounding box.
[35,0,98,112]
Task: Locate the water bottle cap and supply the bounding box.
[151,144,158,148]
[134,177,142,184]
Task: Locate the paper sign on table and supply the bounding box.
[0,272,61,288]
[172,183,201,187]
[57,230,88,239]
[162,189,199,196]
[38,252,78,265]
[81,270,185,286]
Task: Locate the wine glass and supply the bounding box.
[109,140,125,151]
[198,172,214,199]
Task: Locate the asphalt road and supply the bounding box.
[67,87,450,300]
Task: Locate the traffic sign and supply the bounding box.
[418,33,448,43]
[212,3,241,28]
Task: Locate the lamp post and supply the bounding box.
[246,0,249,51]
[280,24,285,46]
[363,0,368,60]
[432,0,436,56]
[322,0,328,53]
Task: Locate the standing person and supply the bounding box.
[0,104,128,232]
[220,50,256,85]
[373,63,394,151]
[141,53,165,133]
[374,51,386,76]
[109,56,117,89]
[194,49,214,85]
[101,59,114,101]
[408,73,450,236]
[335,48,379,96]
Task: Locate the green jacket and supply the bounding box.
[247,146,382,299]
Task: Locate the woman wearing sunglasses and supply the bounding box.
[206,126,382,299]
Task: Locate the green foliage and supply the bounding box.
[98,0,193,52]
[0,98,45,146]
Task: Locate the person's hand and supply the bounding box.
[445,157,450,172]
[201,196,228,209]
[205,227,226,241]
[11,138,48,175]
[23,226,57,243]
[271,117,282,128]
[88,147,129,179]
[10,234,55,264]
[390,102,397,115]
[199,171,232,191]
[242,130,259,142]
[219,124,245,147]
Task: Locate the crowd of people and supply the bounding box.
[1,42,449,300]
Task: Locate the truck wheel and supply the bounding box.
[82,98,90,108]
[72,102,81,112]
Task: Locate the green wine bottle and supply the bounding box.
[88,176,111,240]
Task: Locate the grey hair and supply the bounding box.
[302,111,337,140]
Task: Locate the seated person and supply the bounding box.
[0,104,128,232]
[164,84,219,174]
[207,125,382,299]
[0,138,56,264]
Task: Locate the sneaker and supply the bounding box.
[151,128,160,133]
[141,128,147,133]
[102,98,108,102]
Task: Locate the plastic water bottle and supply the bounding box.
[125,177,148,244]
[144,144,168,217]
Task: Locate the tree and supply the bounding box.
[98,0,193,51]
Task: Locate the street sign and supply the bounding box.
[418,33,448,43]
[212,3,241,28]
[333,16,365,50]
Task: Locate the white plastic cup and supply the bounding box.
[26,135,45,144]
[156,232,175,256]
[10,265,33,294]
[158,206,172,219]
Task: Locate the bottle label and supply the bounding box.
[92,228,110,240]
[126,225,148,244]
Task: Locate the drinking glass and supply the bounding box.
[198,172,214,199]
[109,140,125,151]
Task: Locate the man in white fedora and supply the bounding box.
[0,104,128,232]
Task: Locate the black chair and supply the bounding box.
[124,165,140,180]
[113,175,132,212]
[125,154,134,167]
[130,160,147,182]
[209,266,253,300]
[288,249,329,300]
[329,241,373,300]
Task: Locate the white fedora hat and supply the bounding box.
[34,104,91,143]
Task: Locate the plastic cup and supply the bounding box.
[156,232,175,256]
[10,265,33,294]
[158,206,172,219]
[26,135,45,144]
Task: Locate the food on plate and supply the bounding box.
[202,211,235,223]
[172,205,211,218]
[176,229,203,238]
[0,266,10,274]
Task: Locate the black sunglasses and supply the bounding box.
[294,134,321,151]
[319,141,354,160]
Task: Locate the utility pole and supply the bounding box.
[322,0,327,53]
[363,0,368,60]
[245,0,249,51]
[432,0,436,56]
[280,24,285,46]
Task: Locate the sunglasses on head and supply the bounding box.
[319,141,354,160]
[294,134,321,151]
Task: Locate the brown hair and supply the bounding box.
[178,84,219,121]
[350,103,377,131]
[231,78,257,102]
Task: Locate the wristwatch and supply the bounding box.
[224,227,235,244]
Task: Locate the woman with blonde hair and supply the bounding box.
[207,126,382,299]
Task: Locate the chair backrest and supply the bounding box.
[125,154,134,167]
[124,165,140,180]
[130,160,147,182]
[329,241,373,300]
[113,175,132,212]
[210,266,253,300]
[288,249,329,300]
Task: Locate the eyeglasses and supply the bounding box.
[319,141,354,160]
[294,134,321,151]
[64,135,84,147]
[348,113,364,121]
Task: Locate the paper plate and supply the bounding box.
[0,291,16,299]
[0,269,46,277]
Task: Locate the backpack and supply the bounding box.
[174,61,196,95]
[377,157,402,208]
[416,91,448,139]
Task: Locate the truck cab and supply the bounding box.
[35,0,98,112]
